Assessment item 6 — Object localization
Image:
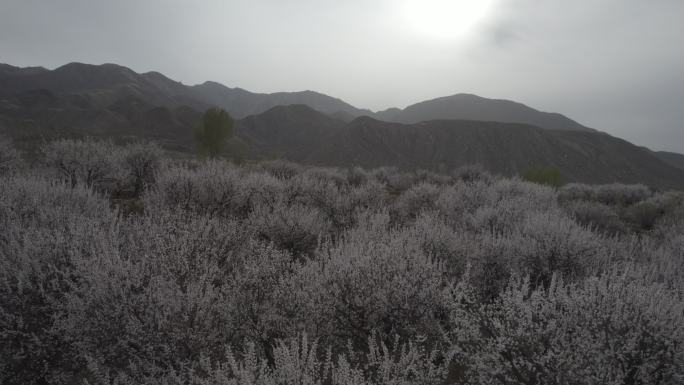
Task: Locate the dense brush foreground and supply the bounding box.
[1,139,684,384]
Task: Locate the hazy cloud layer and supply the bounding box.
[1,0,682,152]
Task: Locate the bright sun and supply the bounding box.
[403,0,496,40]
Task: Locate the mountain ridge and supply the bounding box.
[375,93,594,132]
[655,151,684,171]
[304,116,683,188]
[2,62,683,189]
[0,62,372,119]
[1,62,592,130]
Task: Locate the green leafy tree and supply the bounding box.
[521,166,562,188]
[194,108,234,158]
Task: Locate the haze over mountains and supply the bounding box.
[1,62,683,188]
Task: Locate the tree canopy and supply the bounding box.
[522,166,562,188]
[194,108,234,158]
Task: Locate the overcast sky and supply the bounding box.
[1,0,683,152]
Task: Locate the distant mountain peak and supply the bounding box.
[350,115,383,125]
[55,62,133,73]
[0,63,48,75]
[257,103,324,117]
[655,151,684,171]
[375,92,593,132]
[442,92,482,99]
[142,70,179,82]
[197,80,231,88]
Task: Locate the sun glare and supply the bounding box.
[403,0,496,40]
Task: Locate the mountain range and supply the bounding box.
[1,62,683,188]
[238,107,684,188]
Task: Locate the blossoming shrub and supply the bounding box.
[248,202,329,259]
[0,176,114,384]
[41,138,125,190]
[559,183,653,206]
[563,200,628,235]
[2,139,684,384]
[391,182,441,224]
[145,161,283,218]
[281,213,449,350]
[0,136,22,176]
[460,272,684,384]
[119,141,164,195]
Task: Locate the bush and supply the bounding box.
[452,164,492,184]
[328,180,390,230]
[84,333,454,385]
[465,198,526,235]
[216,334,452,385]
[434,180,496,225]
[412,213,469,277]
[558,182,595,202]
[58,211,253,379]
[560,183,653,207]
[120,141,163,195]
[302,167,348,188]
[220,241,297,364]
[462,234,517,301]
[595,183,652,206]
[346,166,370,187]
[3,150,684,384]
[41,138,124,190]
[0,176,114,384]
[624,191,684,232]
[627,201,662,231]
[143,160,240,216]
[459,180,556,235]
[369,167,413,193]
[248,202,329,259]
[460,272,684,384]
[0,136,22,176]
[391,182,441,224]
[285,174,346,228]
[257,159,303,180]
[511,211,605,287]
[411,169,452,186]
[146,161,283,218]
[564,200,628,235]
[283,213,449,349]
[460,207,603,299]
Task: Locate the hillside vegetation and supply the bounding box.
[1,139,683,384]
[303,115,684,189]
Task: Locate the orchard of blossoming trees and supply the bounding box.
[1,137,683,384]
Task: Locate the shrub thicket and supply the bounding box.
[458,272,684,384]
[41,138,124,189]
[0,136,22,175]
[1,138,683,384]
